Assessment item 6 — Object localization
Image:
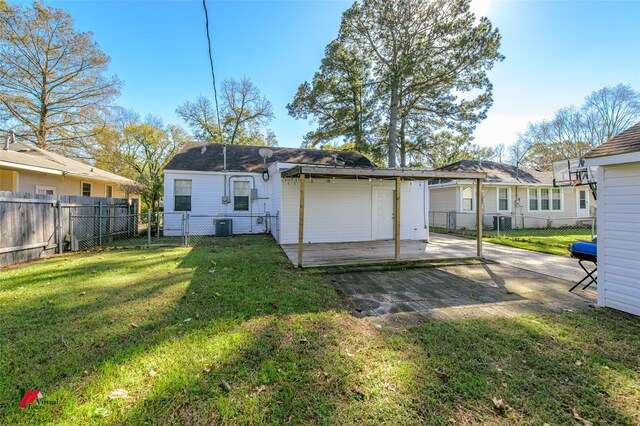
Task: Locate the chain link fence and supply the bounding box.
[429,211,596,253]
[70,204,140,250]
[143,211,279,247]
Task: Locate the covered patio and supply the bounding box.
[281,234,480,267]
[280,165,486,268]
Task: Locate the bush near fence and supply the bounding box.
[0,191,138,267]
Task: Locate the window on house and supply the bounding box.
[529,188,539,211]
[105,185,113,198]
[552,188,562,210]
[81,182,92,197]
[540,188,550,210]
[579,190,587,209]
[234,181,250,211]
[461,187,473,212]
[35,185,56,196]
[498,188,509,211]
[174,179,192,211]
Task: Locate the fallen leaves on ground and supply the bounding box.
[107,389,128,400]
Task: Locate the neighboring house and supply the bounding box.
[0,138,138,199]
[584,121,640,316]
[163,143,441,245]
[429,160,596,229]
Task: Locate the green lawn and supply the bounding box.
[432,227,594,256]
[1,235,638,425]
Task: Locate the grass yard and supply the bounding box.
[1,235,639,425]
[432,227,594,256]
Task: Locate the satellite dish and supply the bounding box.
[258,148,274,159]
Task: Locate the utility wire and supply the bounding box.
[202,0,222,140]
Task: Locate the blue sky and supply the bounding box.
[30,1,640,148]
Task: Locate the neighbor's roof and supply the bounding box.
[584,121,640,159]
[436,160,552,184]
[163,142,375,172]
[0,141,139,186]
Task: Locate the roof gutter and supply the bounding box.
[0,160,64,175]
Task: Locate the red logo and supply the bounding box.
[18,390,42,408]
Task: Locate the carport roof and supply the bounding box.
[280,165,486,180]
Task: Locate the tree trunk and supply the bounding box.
[399,115,407,167]
[388,83,399,167]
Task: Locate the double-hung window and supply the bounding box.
[234,181,250,211]
[552,188,562,210]
[174,179,192,211]
[529,187,562,211]
[81,182,92,197]
[497,188,509,212]
[461,187,474,212]
[529,189,539,211]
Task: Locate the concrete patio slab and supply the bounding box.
[283,233,593,286]
[329,262,596,323]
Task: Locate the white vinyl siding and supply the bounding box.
[280,179,428,244]
[597,162,640,316]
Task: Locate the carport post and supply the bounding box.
[476,178,483,257]
[395,176,401,261]
[297,173,306,268]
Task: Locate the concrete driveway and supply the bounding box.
[329,262,596,323]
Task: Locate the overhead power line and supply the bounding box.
[202,0,222,139]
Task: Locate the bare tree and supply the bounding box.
[0,2,121,151]
[177,77,276,146]
[584,84,640,145]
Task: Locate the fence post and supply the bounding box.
[147,209,151,248]
[185,213,190,246]
[181,212,186,246]
[70,214,75,251]
[156,210,160,244]
[496,213,500,238]
[98,201,103,246]
[57,196,63,254]
[591,217,595,240]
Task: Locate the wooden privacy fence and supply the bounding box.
[0,191,139,268]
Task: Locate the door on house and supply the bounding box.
[372,189,394,240]
[576,189,589,217]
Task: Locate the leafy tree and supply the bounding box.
[287,39,376,156]
[92,110,188,216]
[292,0,502,167]
[0,1,121,151]
[177,77,276,146]
[406,131,493,168]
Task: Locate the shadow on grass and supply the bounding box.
[1,235,638,425]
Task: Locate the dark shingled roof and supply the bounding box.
[437,160,552,184]
[164,143,375,172]
[584,121,640,159]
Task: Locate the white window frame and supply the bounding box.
[233,180,251,212]
[105,184,113,198]
[460,186,474,212]
[527,187,563,212]
[174,179,192,212]
[496,187,511,212]
[81,181,92,197]
[35,184,56,196]
[552,188,563,211]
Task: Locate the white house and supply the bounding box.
[584,122,640,316]
[429,160,596,230]
[163,143,486,265]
